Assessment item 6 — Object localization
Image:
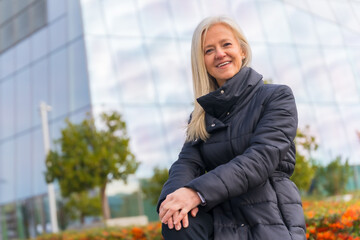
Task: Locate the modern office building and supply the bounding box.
[0,0,359,239]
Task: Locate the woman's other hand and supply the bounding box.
[159,187,201,229]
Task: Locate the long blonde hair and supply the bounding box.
[186,16,252,142]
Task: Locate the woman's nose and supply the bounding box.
[215,49,226,59]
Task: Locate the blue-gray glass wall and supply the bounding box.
[0,0,359,237]
[0,0,90,238]
[80,0,360,176]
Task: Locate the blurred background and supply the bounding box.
[0,0,360,239]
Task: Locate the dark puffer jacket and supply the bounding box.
[158,67,306,240]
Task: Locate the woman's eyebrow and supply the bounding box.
[204,38,232,49]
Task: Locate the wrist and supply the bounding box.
[196,191,207,206]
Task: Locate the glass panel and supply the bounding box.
[15,68,32,133]
[49,17,67,52]
[199,0,228,16]
[80,0,107,35]
[49,48,69,119]
[283,0,309,11]
[110,38,155,104]
[323,48,359,103]
[86,37,121,106]
[30,28,48,62]
[0,77,15,139]
[232,1,265,42]
[168,0,202,38]
[251,43,275,81]
[343,29,360,47]
[1,48,15,78]
[329,1,358,32]
[102,0,141,37]
[32,129,47,195]
[1,21,15,52]
[258,2,292,43]
[339,105,360,164]
[47,0,66,23]
[137,0,175,38]
[68,39,90,111]
[31,59,49,127]
[306,0,336,22]
[268,45,308,102]
[0,140,15,204]
[14,7,30,41]
[314,105,350,165]
[125,106,168,177]
[145,39,192,103]
[285,5,318,45]
[15,134,32,199]
[15,39,30,71]
[29,0,47,32]
[0,0,14,25]
[67,0,83,41]
[297,47,335,103]
[161,106,192,166]
[314,17,343,46]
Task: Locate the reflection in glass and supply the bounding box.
[16,68,32,133]
[31,59,49,127]
[0,140,15,204]
[49,48,69,120]
[285,5,318,45]
[16,134,32,199]
[0,77,15,139]
[323,48,359,103]
[297,47,335,103]
[258,2,292,43]
[68,39,91,111]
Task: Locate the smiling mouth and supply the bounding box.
[217,61,231,67]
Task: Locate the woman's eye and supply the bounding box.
[205,49,213,54]
[224,42,231,47]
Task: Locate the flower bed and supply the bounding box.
[35,198,360,240]
[303,199,360,240]
[35,222,163,240]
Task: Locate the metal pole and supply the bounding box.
[39,102,59,233]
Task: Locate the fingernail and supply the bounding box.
[176,225,180,230]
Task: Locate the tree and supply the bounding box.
[45,111,139,220]
[141,167,169,205]
[313,156,353,196]
[291,126,318,192]
[63,191,101,225]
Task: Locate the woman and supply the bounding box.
[158,16,306,240]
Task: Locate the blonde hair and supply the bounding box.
[186,16,252,142]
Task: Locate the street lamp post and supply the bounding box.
[39,102,59,233]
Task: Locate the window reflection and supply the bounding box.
[0,77,15,139]
[16,68,32,133]
[49,48,69,120]
[16,134,32,199]
[0,140,15,204]
[258,2,292,43]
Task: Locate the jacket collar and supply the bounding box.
[197,67,263,120]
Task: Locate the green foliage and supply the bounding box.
[291,126,318,192]
[141,167,169,205]
[45,111,139,220]
[63,191,101,224]
[312,156,353,196]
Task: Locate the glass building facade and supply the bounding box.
[0,0,360,238]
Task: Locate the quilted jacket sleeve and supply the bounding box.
[186,85,298,211]
[157,141,206,212]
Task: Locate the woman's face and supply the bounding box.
[203,23,245,87]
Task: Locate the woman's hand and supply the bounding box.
[159,187,201,230]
